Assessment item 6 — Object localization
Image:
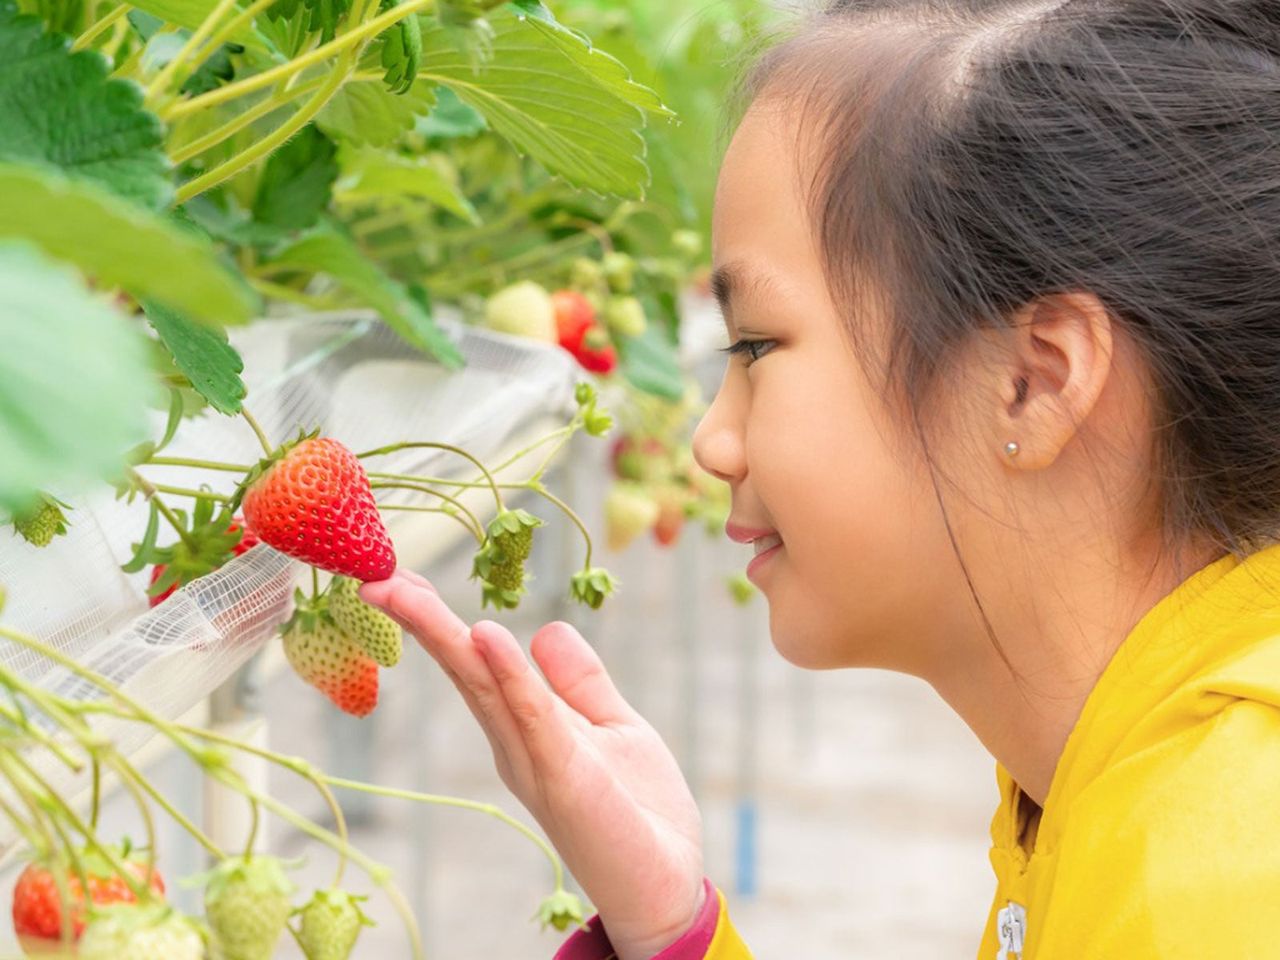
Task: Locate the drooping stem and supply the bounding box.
[169,0,279,88]
[377,503,486,542]
[370,481,485,542]
[357,442,504,513]
[528,482,594,570]
[89,755,101,831]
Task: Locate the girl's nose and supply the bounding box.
[692,373,747,485]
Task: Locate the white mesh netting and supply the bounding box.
[0,311,578,781]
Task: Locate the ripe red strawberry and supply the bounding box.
[282,593,379,716]
[13,854,166,947]
[148,518,260,608]
[574,325,617,375]
[552,289,596,351]
[240,435,396,582]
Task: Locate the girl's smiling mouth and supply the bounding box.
[726,522,784,580]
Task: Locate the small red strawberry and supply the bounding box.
[239,434,396,582]
[651,485,688,548]
[573,325,617,375]
[282,590,379,717]
[149,518,259,608]
[13,852,165,947]
[552,289,596,352]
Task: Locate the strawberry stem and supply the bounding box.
[357,441,504,512]
[527,482,595,570]
[127,470,198,551]
[240,407,275,458]
[145,456,253,473]
[89,756,101,831]
[151,484,232,503]
[369,481,485,542]
[378,503,487,542]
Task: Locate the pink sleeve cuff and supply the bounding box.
[553,877,720,960]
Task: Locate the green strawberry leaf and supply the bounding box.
[335,144,478,224]
[252,126,339,233]
[0,163,258,326]
[0,1,171,209]
[317,78,438,147]
[143,301,247,415]
[0,243,156,514]
[417,7,663,198]
[267,226,464,368]
[415,84,486,138]
[616,320,682,401]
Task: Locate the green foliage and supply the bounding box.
[0,163,257,326]
[267,226,465,368]
[317,78,438,147]
[0,243,155,513]
[252,125,339,232]
[0,1,171,209]
[143,301,247,415]
[335,143,477,223]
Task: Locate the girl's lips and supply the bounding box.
[725,521,777,544]
[746,540,782,582]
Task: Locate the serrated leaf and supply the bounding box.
[268,226,464,368]
[0,1,171,209]
[335,144,477,224]
[617,320,682,401]
[317,78,438,146]
[0,243,156,513]
[416,8,659,199]
[0,163,258,326]
[143,301,247,415]
[252,125,338,232]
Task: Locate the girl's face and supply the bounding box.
[693,98,986,673]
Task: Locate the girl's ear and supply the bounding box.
[998,291,1114,470]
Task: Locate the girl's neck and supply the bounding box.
[923,538,1221,808]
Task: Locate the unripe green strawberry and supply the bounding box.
[282,604,380,717]
[600,251,635,294]
[79,905,203,960]
[329,576,402,667]
[671,229,703,260]
[484,281,557,342]
[568,256,605,292]
[296,888,372,960]
[603,295,646,338]
[471,510,542,609]
[204,856,293,960]
[11,494,70,547]
[604,482,659,552]
[533,888,586,932]
[569,566,618,610]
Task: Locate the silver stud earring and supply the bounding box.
[1004,441,1020,459]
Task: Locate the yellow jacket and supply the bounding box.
[559,546,1280,960]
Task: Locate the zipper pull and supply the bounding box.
[996,901,1027,960]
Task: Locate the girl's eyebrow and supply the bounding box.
[710,260,780,327]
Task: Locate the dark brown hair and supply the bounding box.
[731,0,1280,560]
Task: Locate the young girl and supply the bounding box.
[360,0,1280,956]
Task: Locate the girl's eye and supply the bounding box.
[720,338,778,366]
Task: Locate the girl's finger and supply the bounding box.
[530,621,638,727]
[363,577,537,782]
[471,620,575,769]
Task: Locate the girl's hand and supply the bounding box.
[359,569,706,960]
